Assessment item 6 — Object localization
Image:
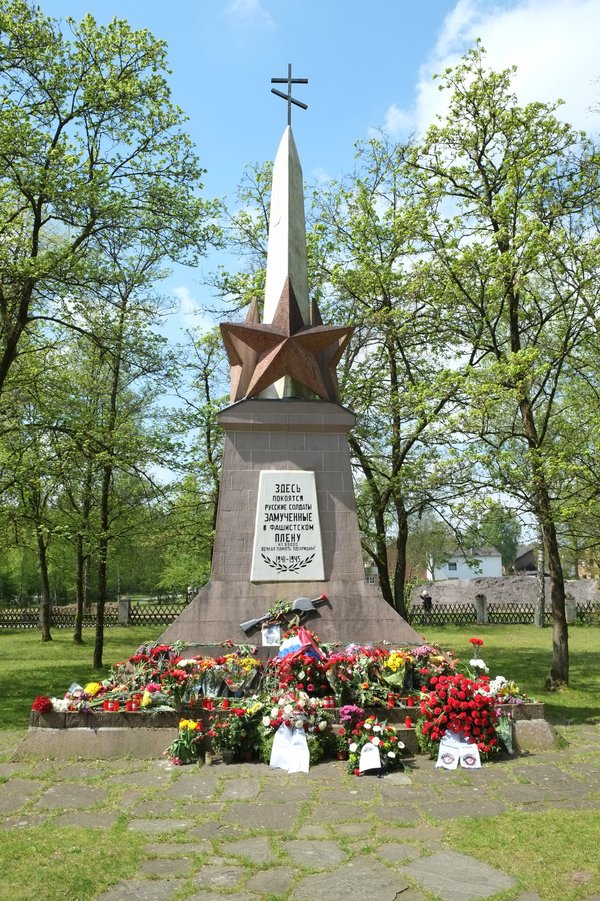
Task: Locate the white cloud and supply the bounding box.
[413,0,600,136]
[172,285,215,334]
[381,103,414,138]
[225,0,275,29]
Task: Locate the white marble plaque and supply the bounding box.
[251,470,324,582]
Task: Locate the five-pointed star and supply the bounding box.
[220,278,353,402]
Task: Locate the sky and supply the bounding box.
[40,0,600,340]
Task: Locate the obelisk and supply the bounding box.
[160,67,422,649]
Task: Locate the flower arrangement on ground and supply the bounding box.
[164,718,204,765]
[258,692,335,764]
[207,701,263,760]
[346,715,405,775]
[324,646,389,707]
[416,673,499,759]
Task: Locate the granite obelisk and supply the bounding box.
[160,74,422,648]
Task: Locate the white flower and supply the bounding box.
[270,707,279,718]
[318,720,327,731]
[470,658,489,673]
[387,751,396,759]
[364,722,372,730]
[309,697,318,707]
[283,704,294,715]
[373,725,381,733]
[294,718,304,729]
[397,740,405,749]
[298,671,305,680]
[489,675,508,695]
[262,716,271,727]
[51,698,68,712]
[278,697,285,706]
[349,742,358,753]
[372,736,381,746]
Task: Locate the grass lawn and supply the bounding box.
[0,626,164,732]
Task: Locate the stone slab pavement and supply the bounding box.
[0,729,599,901]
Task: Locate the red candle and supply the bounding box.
[107,700,114,711]
[407,696,415,707]
[125,700,132,712]
[404,716,412,728]
[103,700,109,711]
[221,699,230,710]
[113,701,120,712]
[131,702,139,711]
[387,693,395,708]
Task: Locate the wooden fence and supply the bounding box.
[0,600,598,630]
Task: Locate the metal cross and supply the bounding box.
[271,63,308,127]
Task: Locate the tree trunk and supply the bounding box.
[93,464,111,669]
[542,510,569,687]
[392,503,409,619]
[73,534,85,644]
[534,518,545,628]
[36,528,52,642]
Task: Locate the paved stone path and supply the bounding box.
[0,725,599,900]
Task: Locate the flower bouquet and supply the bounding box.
[164,718,204,765]
[381,649,411,692]
[258,692,335,764]
[199,657,227,698]
[416,673,499,759]
[223,653,262,696]
[274,650,330,697]
[207,701,263,760]
[346,715,405,775]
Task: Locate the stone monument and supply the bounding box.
[160,67,422,649]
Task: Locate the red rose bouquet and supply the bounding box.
[416,673,499,758]
[32,695,53,714]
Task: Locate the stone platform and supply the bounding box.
[1,720,598,901]
[14,703,549,760]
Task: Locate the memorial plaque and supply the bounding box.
[251,470,324,581]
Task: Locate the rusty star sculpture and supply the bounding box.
[220,278,353,402]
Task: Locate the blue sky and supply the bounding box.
[41,0,600,338]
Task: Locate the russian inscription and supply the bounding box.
[251,470,324,582]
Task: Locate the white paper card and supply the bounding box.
[459,743,481,769]
[359,742,382,773]
[269,724,310,773]
[436,731,460,769]
[288,729,310,774]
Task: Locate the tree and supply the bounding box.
[310,136,467,616]
[0,1,214,397]
[405,44,600,685]
[462,501,521,572]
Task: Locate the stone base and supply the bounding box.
[16,707,420,759]
[159,579,424,648]
[14,726,179,760]
[513,718,557,752]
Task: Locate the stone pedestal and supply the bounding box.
[160,398,422,647]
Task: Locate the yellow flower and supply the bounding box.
[84,682,101,697]
[140,691,153,708]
